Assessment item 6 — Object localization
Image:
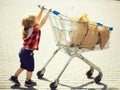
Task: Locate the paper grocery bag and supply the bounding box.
[80,25,99,50]
[72,23,88,46]
[98,27,110,49]
[72,13,89,46]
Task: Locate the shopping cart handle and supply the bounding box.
[52,10,60,15]
[108,27,113,31]
[97,22,103,27]
[38,5,41,8]
[97,22,113,31]
[37,4,61,16]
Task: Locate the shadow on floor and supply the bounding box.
[10,84,37,90]
[60,81,108,90]
[39,77,119,90]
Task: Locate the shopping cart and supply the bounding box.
[37,5,113,89]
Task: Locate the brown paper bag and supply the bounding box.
[72,23,88,46]
[98,27,110,49]
[72,14,89,46]
[80,25,99,50]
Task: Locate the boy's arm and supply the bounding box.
[38,9,51,29]
[35,6,44,24]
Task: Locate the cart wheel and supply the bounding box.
[49,82,58,89]
[86,68,94,78]
[94,74,102,84]
[37,71,44,79]
[37,68,45,79]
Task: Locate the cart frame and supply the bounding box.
[37,10,111,89]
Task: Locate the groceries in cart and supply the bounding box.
[70,13,112,50]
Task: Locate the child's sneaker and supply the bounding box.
[9,76,20,86]
[24,79,37,87]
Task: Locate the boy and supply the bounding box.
[9,6,51,87]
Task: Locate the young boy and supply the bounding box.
[9,6,51,87]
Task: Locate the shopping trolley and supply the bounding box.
[37,5,113,89]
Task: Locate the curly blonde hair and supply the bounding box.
[22,15,35,39]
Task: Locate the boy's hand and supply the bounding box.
[48,9,52,12]
[41,6,44,12]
